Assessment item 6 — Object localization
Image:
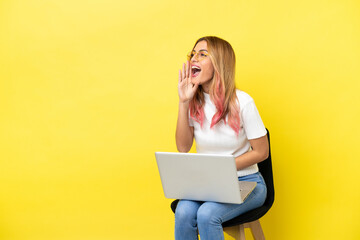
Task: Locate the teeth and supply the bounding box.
[192,66,201,70]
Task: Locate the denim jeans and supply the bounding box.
[174,172,267,240]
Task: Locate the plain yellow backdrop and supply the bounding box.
[0,0,359,239]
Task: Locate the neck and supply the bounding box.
[201,82,211,93]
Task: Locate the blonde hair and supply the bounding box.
[190,36,241,134]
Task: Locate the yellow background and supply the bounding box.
[1,0,359,239]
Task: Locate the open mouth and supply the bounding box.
[191,65,201,78]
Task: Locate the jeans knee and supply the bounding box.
[175,205,197,225]
[197,207,221,227]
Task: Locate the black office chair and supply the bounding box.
[171,128,274,240]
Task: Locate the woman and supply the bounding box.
[175,36,269,240]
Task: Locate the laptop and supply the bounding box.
[155,152,257,204]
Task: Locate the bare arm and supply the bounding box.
[235,134,269,170]
[175,61,198,152]
[176,102,194,152]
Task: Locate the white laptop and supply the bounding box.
[155,152,257,204]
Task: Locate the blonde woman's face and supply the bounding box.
[190,41,214,92]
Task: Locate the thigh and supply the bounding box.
[198,183,267,224]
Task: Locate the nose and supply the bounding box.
[191,54,199,63]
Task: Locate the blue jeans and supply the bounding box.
[174,172,267,240]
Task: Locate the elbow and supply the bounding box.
[260,149,269,162]
[259,140,269,162]
[176,140,192,152]
[176,145,191,153]
[263,151,269,160]
[256,148,269,164]
[175,135,193,153]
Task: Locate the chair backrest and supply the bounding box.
[257,128,275,209]
[221,128,274,227]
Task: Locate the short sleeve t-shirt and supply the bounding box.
[189,89,267,177]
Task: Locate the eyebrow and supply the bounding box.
[192,49,208,52]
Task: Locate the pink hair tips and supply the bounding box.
[190,75,241,134]
[210,71,225,128]
[190,101,205,127]
[228,102,241,135]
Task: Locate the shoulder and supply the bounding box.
[235,89,254,106]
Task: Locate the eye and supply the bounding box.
[200,53,207,57]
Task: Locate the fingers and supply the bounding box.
[179,62,193,85]
[182,63,186,80]
[188,60,192,83]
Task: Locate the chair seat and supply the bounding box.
[171,199,272,228]
[222,205,271,227]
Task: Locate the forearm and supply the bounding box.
[234,151,265,170]
[235,135,269,170]
[175,102,194,152]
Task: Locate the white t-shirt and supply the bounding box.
[189,89,267,177]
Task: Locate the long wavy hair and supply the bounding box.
[189,36,241,134]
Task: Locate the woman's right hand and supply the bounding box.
[178,61,199,104]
